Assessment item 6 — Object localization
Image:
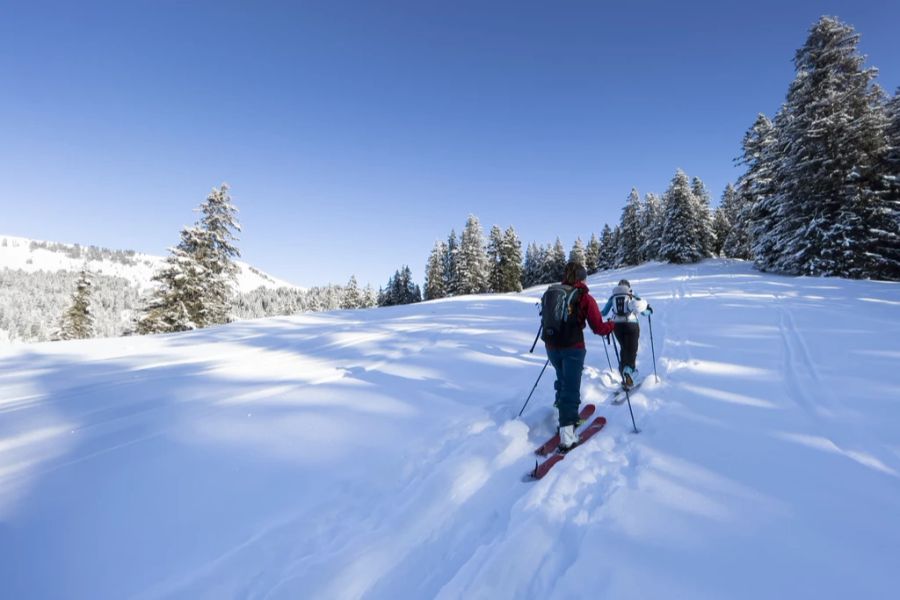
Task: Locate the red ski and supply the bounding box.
[534,404,596,457]
[531,416,608,480]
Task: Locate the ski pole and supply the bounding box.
[612,335,622,379]
[621,384,640,434]
[518,358,550,417]
[648,313,659,383]
[529,323,542,354]
[612,337,640,432]
[602,334,614,373]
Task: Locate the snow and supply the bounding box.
[0,235,297,292]
[1,259,899,599]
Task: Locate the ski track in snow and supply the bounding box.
[2,260,900,599]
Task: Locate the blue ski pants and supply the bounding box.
[546,347,586,427]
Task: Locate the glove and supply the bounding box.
[644,305,653,315]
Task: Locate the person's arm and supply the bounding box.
[631,293,653,315]
[600,296,613,317]
[584,294,615,336]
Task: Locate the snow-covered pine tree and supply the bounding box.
[457,215,489,295]
[874,90,900,279]
[534,243,551,284]
[611,226,625,268]
[619,188,644,265]
[767,17,888,277]
[569,237,586,266]
[378,269,402,307]
[690,177,716,258]
[137,184,241,333]
[598,224,616,270]
[499,226,523,292]
[196,184,241,324]
[424,240,447,300]
[362,284,378,308]
[392,266,421,304]
[714,183,740,257]
[443,230,460,296]
[585,233,601,274]
[735,113,779,264]
[137,236,204,333]
[341,275,362,309]
[377,283,390,307]
[641,193,664,261]
[487,225,504,293]
[661,169,705,263]
[547,238,567,283]
[522,242,541,288]
[57,267,94,340]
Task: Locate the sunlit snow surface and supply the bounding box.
[1,260,898,599]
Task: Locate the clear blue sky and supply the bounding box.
[1,1,898,288]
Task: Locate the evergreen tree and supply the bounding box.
[424,240,447,300]
[766,17,889,277]
[875,90,900,279]
[691,177,716,258]
[523,242,551,287]
[714,183,740,257]
[57,267,94,340]
[196,184,241,324]
[457,215,489,295]
[139,228,212,333]
[362,284,379,308]
[522,242,541,288]
[641,193,664,261]
[341,275,362,309]
[377,284,390,307]
[498,226,523,292]
[598,224,616,270]
[389,265,421,305]
[585,233,601,274]
[138,184,241,333]
[661,170,705,263]
[486,225,504,293]
[443,230,460,296]
[569,237,586,266]
[735,113,779,263]
[547,238,567,282]
[619,188,644,265]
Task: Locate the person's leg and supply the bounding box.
[613,323,627,377]
[556,348,586,427]
[624,323,640,371]
[546,348,563,408]
[621,323,640,384]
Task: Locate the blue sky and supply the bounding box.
[1,1,898,288]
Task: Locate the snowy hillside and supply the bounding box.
[1,260,898,599]
[0,235,296,292]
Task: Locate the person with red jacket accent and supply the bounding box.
[544,262,615,452]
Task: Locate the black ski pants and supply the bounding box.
[614,322,640,374]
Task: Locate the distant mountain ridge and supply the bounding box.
[0,234,297,293]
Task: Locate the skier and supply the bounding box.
[542,262,615,452]
[602,279,653,389]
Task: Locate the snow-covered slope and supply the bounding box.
[1,260,898,599]
[0,235,296,292]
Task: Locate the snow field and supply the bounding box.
[1,259,899,599]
